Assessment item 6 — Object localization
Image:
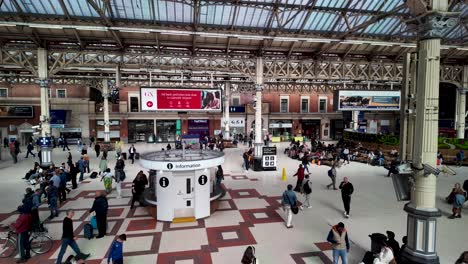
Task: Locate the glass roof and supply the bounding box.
[0,0,465,41]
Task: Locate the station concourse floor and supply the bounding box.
[0,142,466,264]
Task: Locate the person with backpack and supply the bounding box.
[293,164,305,192]
[301,174,312,209]
[89,191,109,238]
[56,210,90,264]
[241,245,257,264]
[107,234,126,264]
[25,142,35,158]
[327,222,350,264]
[282,184,297,228]
[327,164,338,190]
[339,177,354,218]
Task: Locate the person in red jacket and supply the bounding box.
[293,164,305,192]
[12,205,32,263]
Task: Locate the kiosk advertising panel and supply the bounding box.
[141,88,222,112]
[338,90,400,111]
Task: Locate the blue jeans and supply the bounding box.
[79,170,84,181]
[244,159,249,170]
[333,249,347,264]
[56,238,82,264]
[303,163,309,173]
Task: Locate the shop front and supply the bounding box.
[188,119,210,139]
[96,120,120,142]
[155,120,180,142]
[269,120,292,141]
[128,120,154,143]
[300,119,321,139]
[221,117,245,136]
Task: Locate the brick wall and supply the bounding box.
[3,84,88,98]
[259,92,335,113]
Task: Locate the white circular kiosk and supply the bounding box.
[140,149,225,222]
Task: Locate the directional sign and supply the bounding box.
[159,177,169,188]
[38,137,52,147]
[198,175,208,185]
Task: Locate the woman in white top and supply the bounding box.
[373,241,395,264]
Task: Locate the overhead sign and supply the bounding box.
[0,106,34,118]
[338,90,400,111]
[229,106,245,113]
[140,88,222,112]
[38,137,52,147]
[50,110,67,125]
[139,155,225,171]
[221,117,245,128]
[262,147,277,170]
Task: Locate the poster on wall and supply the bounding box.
[338,91,400,111]
[140,88,222,112]
[0,106,34,118]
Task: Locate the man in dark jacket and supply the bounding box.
[56,210,90,264]
[128,144,137,164]
[47,181,59,219]
[25,142,35,158]
[339,177,354,218]
[58,169,68,203]
[89,191,109,238]
[130,171,148,209]
[13,205,32,263]
[95,142,101,158]
[386,231,400,261]
[22,188,34,213]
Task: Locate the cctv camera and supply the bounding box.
[422,163,440,177]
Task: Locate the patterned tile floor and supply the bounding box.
[0,143,466,263]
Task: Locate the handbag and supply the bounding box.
[284,191,299,214]
[90,215,97,229]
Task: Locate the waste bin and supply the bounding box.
[369,233,387,253]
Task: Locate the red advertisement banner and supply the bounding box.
[157,89,202,110]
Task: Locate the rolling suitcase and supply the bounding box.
[121,152,127,160]
[135,153,140,160]
[83,223,94,239]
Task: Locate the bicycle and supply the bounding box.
[0,224,53,258]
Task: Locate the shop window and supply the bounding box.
[56,89,66,98]
[232,96,240,106]
[319,98,327,113]
[0,88,7,97]
[280,96,289,113]
[130,97,139,112]
[301,98,309,113]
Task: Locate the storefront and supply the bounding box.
[330,119,344,139]
[221,117,245,136]
[128,120,154,143]
[188,119,210,139]
[269,120,292,140]
[155,120,180,142]
[60,127,83,144]
[96,120,120,141]
[300,119,321,139]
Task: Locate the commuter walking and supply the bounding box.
[114,156,125,199]
[9,141,18,163]
[95,142,101,158]
[301,153,310,174]
[339,177,354,218]
[242,150,250,171]
[62,137,70,151]
[58,169,68,203]
[326,164,338,190]
[3,137,8,148]
[130,171,148,209]
[46,181,59,219]
[456,150,465,167]
[25,142,35,158]
[302,174,312,209]
[77,157,86,181]
[89,191,109,238]
[293,164,305,192]
[327,222,350,264]
[107,234,126,264]
[128,144,136,164]
[101,168,113,194]
[281,184,297,228]
[89,136,95,148]
[13,205,32,263]
[56,210,90,264]
[215,165,224,190]
[99,156,108,175]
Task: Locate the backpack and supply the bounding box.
[327,169,333,177]
[303,180,312,194]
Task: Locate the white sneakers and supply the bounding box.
[344,212,350,218]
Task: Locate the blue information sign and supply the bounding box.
[38,137,52,147]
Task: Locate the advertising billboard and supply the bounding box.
[0,106,34,118]
[141,88,222,112]
[338,90,400,111]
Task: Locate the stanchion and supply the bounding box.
[282,167,287,182]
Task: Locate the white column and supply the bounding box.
[38,48,53,167]
[352,111,359,130]
[102,80,110,142]
[38,48,50,137]
[456,65,468,139]
[224,82,231,140]
[402,4,456,262]
[255,57,263,146]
